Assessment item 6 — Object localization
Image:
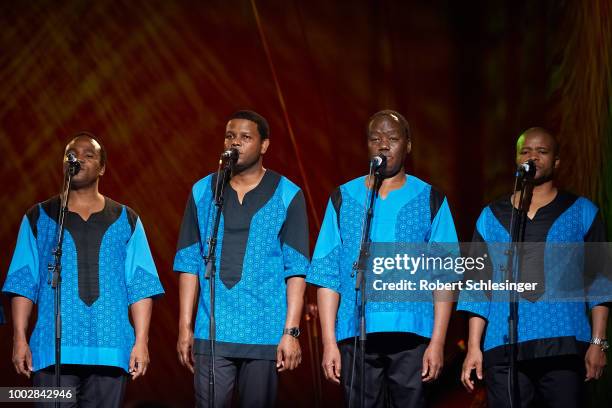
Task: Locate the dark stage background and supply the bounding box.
[1,0,611,406]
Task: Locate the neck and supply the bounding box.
[68,183,103,205]
[231,160,266,186]
[367,168,406,191]
[530,179,556,199]
[380,169,406,187]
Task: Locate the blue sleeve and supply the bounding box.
[428,197,459,243]
[125,216,165,304]
[2,215,40,303]
[280,189,310,279]
[427,196,461,282]
[307,198,342,292]
[174,187,204,275]
[456,209,492,320]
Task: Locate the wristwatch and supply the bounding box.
[590,337,609,352]
[283,327,301,338]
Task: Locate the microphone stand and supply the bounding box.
[48,164,79,408]
[204,154,233,408]
[351,164,383,408]
[504,170,532,408]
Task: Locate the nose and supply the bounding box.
[527,152,538,162]
[378,137,390,151]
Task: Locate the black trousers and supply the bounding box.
[339,333,428,408]
[33,364,127,408]
[194,353,278,408]
[485,355,584,408]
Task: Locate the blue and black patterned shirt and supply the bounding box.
[2,196,164,372]
[173,170,309,360]
[457,191,612,366]
[307,175,459,342]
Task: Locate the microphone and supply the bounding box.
[370,154,387,170]
[517,159,536,178]
[66,152,81,175]
[221,148,239,162]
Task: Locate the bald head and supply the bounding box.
[516,127,559,159]
[367,110,411,141]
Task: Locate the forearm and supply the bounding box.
[430,290,453,346]
[591,305,609,338]
[178,273,199,330]
[467,315,486,350]
[317,288,339,346]
[284,277,306,328]
[129,298,153,344]
[11,297,33,342]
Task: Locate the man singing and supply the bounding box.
[3,132,164,407]
[459,127,610,407]
[174,110,309,407]
[308,110,458,407]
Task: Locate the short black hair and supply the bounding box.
[367,110,411,141]
[228,110,270,140]
[66,131,107,167]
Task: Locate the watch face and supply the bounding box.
[285,327,300,337]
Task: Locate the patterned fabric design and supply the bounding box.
[282,244,309,279]
[5,202,163,371]
[189,176,309,347]
[127,266,165,304]
[2,266,38,301]
[473,199,594,352]
[322,177,448,341]
[173,242,203,275]
[334,190,366,339]
[308,244,341,290]
[369,185,434,331]
[395,185,431,242]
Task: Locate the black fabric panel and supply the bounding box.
[465,229,494,300]
[429,186,445,223]
[125,206,138,234]
[220,171,281,289]
[65,197,122,306]
[584,209,606,242]
[489,191,579,301]
[584,209,612,288]
[489,191,578,238]
[26,203,40,238]
[279,190,309,259]
[176,191,201,251]
[483,336,589,369]
[40,195,61,224]
[331,187,342,229]
[193,339,277,360]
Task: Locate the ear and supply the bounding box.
[406,140,412,155]
[260,138,270,155]
[554,157,560,169]
[99,164,106,177]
